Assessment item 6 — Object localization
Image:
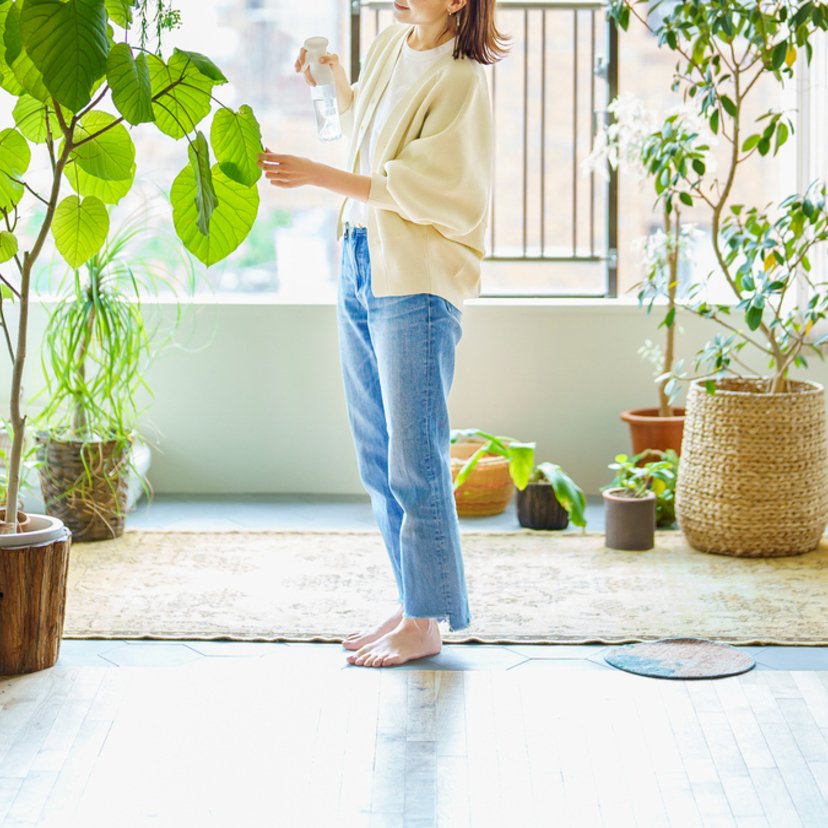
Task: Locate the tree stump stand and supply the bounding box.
[0,528,72,676]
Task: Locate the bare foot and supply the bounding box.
[346,616,442,668]
[343,603,404,651]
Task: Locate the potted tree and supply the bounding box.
[608,0,828,556]
[450,428,535,517]
[0,0,263,675]
[586,96,712,456]
[516,462,588,531]
[34,213,195,541]
[602,451,677,550]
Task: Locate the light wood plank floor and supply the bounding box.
[2,652,828,827]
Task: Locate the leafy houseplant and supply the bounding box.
[0,0,263,675]
[0,0,264,532]
[585,97,712,455]
[517,462,588,532]
[450,428,535,517]
[607,0,828,556]
[604,449,679,528]
[34,214,192,540]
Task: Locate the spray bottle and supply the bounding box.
[302,37,342,142]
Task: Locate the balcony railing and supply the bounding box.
[351,0,619,297]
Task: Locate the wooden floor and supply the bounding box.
[2,650,828,827]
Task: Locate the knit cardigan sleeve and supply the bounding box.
[365,67,492,241]
[339,80,360,140]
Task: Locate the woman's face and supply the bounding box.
[392,0,455,25]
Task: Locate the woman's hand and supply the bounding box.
[258,151,320,189]
[295,48,342,88]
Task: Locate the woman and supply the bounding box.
[258,0,507,668]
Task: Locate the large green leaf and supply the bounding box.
[173,48,227,85]
[107,42,153,125]
[20,0,109,113]
[0,230,18,263]
[3,3,44,99]
[70,111,135,181]
[13,95,66,143]
[0,127,31,211]
[64,159,134,204]
[536,462,587,530]
[51,194,109,269]
[147,51,213,140]
[105,0,132,27]
[211,105,263,187]
[188,131,217,236]
[0,3,23,95]
[171,163,259,266]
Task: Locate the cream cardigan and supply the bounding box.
[337,24,493,309]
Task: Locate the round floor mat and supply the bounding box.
[603,638,755,679]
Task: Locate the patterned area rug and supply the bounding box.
[63,529,828,644]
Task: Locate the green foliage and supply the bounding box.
[450,428,536,492]
[51,195,109,269]
[0,0,263,519]
[607,0,828,395]
[171,163,259,266]
[36,212,193,443]
[106,42,153,125]
[211,105,264,187]
[20,0,110,113]
[604,450,679,527]
[532,462,588,530]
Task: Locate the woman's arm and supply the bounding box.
[257,152,371,202]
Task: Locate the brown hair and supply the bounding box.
[451,0,510,65]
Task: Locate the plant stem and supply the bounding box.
[3,135,74,530]
[659,206,679,417]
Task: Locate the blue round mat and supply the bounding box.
[604,638,755,679]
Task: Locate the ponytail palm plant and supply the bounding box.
[38,213,188,445]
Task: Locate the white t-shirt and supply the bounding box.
[342,34,456,228]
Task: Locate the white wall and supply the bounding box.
[3,298,824,496]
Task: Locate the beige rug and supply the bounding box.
[63,529,828,645]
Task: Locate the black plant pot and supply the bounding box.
[603,488,656,550]
[517,482,569,530]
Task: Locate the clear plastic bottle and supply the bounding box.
[303,37,342,142]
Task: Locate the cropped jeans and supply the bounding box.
[337,227,470,632]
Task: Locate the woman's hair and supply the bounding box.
[452,0,510,65]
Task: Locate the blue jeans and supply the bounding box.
[337,227,470,632]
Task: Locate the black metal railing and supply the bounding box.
[351,0,619,297]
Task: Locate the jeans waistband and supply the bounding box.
[344,223,367,239]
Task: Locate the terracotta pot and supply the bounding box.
[517,482,569,530]
[603,487,656,550]
[620,407,686,459]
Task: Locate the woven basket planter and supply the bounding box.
[37,433,131,542]
[675,378,828,557]
[450,439,513,517]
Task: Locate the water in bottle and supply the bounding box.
[303,37,341,142]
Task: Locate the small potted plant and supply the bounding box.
[450,429,535,517]
[602,451,677,550]
[516,462,587,531]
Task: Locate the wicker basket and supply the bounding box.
[675,378,828,557]
[37,433,131,542]
[451,439,514,517]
